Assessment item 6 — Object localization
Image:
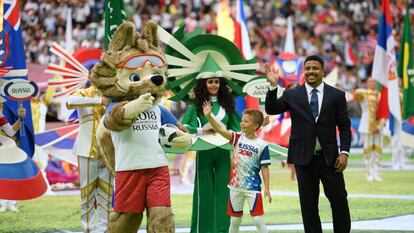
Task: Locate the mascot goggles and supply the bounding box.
[118,54,165,70]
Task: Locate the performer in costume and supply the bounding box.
[0,83,47,207]
[182,76,241,232]
[354,77,384,181]
[67,83,113,233]
[90,22,191,233]
[0,102,25,138]
[0,101,26,212]
[159,25,259,232]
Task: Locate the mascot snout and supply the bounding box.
[151,75,164,86]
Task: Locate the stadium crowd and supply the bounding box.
[20,0,414,117]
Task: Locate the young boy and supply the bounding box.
[203,101,272,233]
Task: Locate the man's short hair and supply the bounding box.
[243,109,264,130]
[304,55,324,70]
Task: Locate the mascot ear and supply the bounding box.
[142,21,159,48]
[109,22,136,52]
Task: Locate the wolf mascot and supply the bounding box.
[90,21,191,233]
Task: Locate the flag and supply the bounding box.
[324,67,338,87]
[35,124,79,165]
[275,16,302,87]
[261,114,291,147]
[284,16,295,54]
[372,0,402,136]
[234,0,258,112]
[344,40,358,66]
[104,0,126,51]
[401,117,414,149]
[234,0,253,60]
[65,7,74,51]
[1,0,35,157]
[357,38,377,53]
[397,1,414,120]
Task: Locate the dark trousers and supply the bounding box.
[295,154,351,233]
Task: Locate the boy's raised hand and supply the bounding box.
[202,101,212,116]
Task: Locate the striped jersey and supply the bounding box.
[228,132,271,192]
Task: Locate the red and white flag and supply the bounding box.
[234,0,259,109]
[344,40,358,66]
[372,0,401,136]
[234,0,252,60]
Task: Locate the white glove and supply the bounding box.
[170,129,192,151]
[123,93,154,119]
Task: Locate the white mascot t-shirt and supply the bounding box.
[108,103,177,171]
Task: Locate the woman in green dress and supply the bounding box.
[182,77,240,233]
[158,23,259,233]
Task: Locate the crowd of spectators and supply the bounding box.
[20,0,414,117]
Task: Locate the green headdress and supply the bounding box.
[157,25,259,103]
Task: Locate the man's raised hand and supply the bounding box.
[265,64,279,87]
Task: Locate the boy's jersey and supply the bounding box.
[228,132,271,192]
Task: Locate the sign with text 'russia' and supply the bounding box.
[2,79,38,101]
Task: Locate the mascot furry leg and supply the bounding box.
[107,212,143,233]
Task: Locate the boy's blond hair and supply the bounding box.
[243,109,264,130]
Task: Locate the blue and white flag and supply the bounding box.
[1,0,35,157]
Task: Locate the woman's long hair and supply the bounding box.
[193,78,235,114]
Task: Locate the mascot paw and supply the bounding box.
[170,129,192,151]
[123,93,155,119]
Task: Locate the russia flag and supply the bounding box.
[234,0,252,60]
[372,0,401,136]
[0,135,47,200]
[234,0,259,112]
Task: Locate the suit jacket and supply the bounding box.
[265,83,351,167]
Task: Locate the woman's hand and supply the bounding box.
[202,101,212,116]
[202,127,215,134]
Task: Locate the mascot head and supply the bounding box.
[90,21,167,102]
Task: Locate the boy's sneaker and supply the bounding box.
[8,205,19,212]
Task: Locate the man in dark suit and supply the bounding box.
[265,55,351,233]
